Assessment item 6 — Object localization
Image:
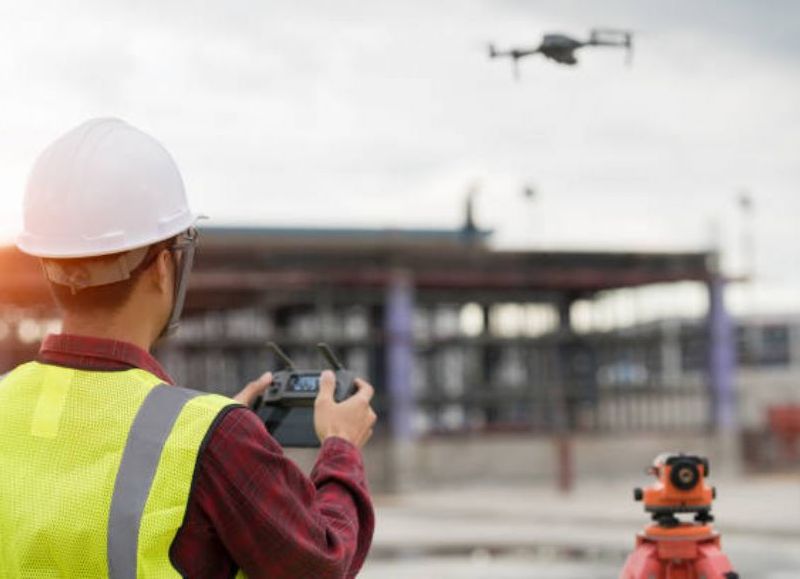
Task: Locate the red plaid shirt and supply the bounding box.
[38,334,375,578]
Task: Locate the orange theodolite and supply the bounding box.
[620,453,739,579]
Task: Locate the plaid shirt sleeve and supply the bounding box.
[171,407,375,579]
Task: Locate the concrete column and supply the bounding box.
[557,296,572,333]
[481,304,499,424]
[367,304,386,392]
[555,295,575,431]
[385,269,415,442]
[707,275,737,431]
[660,319,682,387]
[788,322,800,370]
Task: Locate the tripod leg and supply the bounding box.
[619,541,660,579]
[695,542,738,578]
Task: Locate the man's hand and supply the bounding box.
[314,370,377,448]
[234,371,272,407]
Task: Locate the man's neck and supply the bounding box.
[60,313,155,352]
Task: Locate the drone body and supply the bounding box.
[489,28,633,79]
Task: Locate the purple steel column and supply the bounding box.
[555,296,574,494]
[385,269,415,441]
[708,275,737,430]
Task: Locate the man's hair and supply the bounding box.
[49,239,173,315]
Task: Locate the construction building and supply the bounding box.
[10,220,800,487]
[0,223,735,443]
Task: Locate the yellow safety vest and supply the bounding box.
[0,362,240,578]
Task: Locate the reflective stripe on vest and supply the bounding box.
[108,385,202,579]
[0,362,239,578]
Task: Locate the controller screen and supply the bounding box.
[287,374,320,393]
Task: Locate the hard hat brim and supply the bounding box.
[16,212,206,259]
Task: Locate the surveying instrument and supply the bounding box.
[620,453,739,579]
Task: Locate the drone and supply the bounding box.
[489,28,633,79]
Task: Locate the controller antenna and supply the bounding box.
[267,342,295,370]
[317,343,344,370]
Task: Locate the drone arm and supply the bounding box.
[512,47,541,58]
[488,46,540,59]
[488,45,540,79]
[510,49,540,80]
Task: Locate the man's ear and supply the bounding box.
[152,249,174,295]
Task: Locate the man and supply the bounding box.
[0,118,377,578]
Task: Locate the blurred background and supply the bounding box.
[1,1,799,577]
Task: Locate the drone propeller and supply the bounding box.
[625,42,634,66]
[487,42,542,80]
[624,32,634,67]
[588,28,634,67]
[610,30,634,66]
[590,27,632,39]
[488,43,523,80]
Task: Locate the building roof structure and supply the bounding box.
[0,225,714,313]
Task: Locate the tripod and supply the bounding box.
[620,453,739,579]
[620,520,738,578]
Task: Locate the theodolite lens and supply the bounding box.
[670,459,700,491]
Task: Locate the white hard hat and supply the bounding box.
[17,117,200,258]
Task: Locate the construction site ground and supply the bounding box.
[360,473,800,579]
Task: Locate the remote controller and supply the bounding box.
[256,342,357,447]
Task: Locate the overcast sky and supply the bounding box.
[1,0,798,317]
